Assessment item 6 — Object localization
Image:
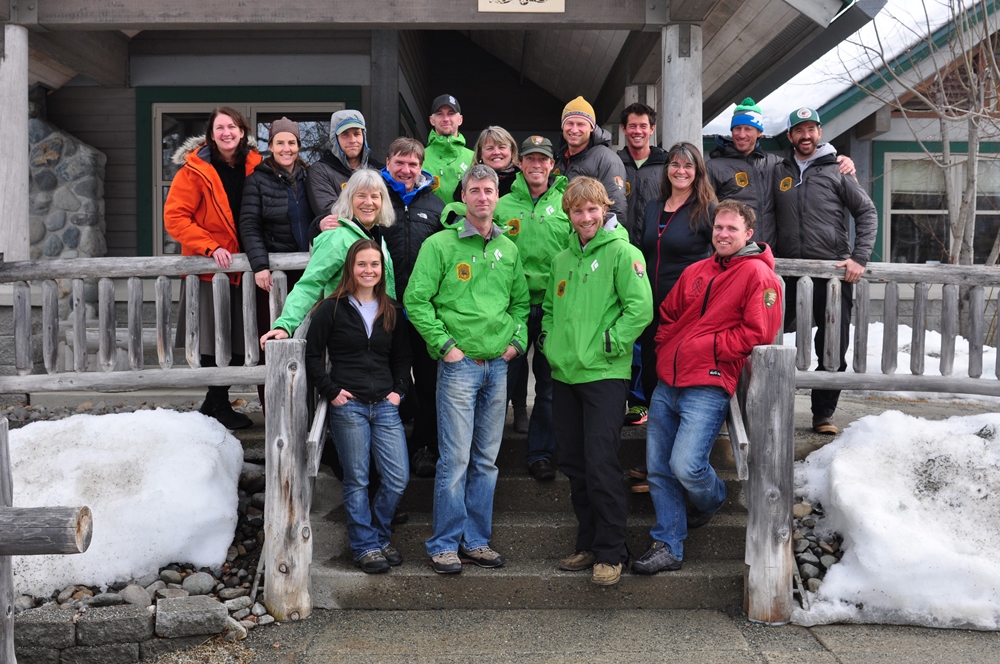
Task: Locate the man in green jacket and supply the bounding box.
[424,94,475,206]
[540,176,653,586]
[405,164,530,575]
[495,135,571,482]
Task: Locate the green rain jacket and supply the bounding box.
[494,173,572,305]
[404,217,529,360]
[540,218,653,384]
[272,217,396,335]
[424,132,475,205]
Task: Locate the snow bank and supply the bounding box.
[8,410,243,597]
[794,411,1000,629]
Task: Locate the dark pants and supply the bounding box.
[553,378,629,566]
[784,279,853,419]
[404,318,439,456]
[505,305,555,464]
[254,270,304,411]
[637,322,658,408]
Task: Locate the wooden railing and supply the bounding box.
[0,252,319,623]
[737,260,1000,626]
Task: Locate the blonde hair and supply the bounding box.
[562,176,613,213]
[474,126,518,166]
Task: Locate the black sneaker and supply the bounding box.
[631,541,682,575]
[381,544,403,566]
[529,458,556,482]
[203,402,253,430]
[356,550,390,574]
[686,504,715,529]
[412,447,437,478]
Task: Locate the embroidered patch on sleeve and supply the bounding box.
[457,263,472,281]
[431,175,441,191]
[625,181,632,197]
[633,261,645,278]
[613,176,624,190]
[779,177,793,192]
[735,171,749,188]
[553,168,561,176]
[340,182,347,190]
[507,219,521,236]
[556,279,567,297]
[763,288,778,308]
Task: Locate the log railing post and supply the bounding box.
[1,418,13,664]
[262,339,312,622]
[743,345,796,625]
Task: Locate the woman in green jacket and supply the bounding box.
[260,169,396,344]
[540,177,653,587]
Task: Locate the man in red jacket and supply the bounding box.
[633,199,782,575]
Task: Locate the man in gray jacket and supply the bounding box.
[708,98,854,248]
[617,102,667,246]
[554,96,628,226]
[306,109,382,220]
[773,107,877,436]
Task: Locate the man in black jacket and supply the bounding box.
[307,110,382,221]
[617,103,667,247]
[773,107,877,436]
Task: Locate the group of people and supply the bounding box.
[162,90,876,585]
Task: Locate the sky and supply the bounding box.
[704,0,971,135]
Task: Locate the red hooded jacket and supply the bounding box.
[654,242,782,395]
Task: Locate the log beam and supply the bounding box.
[28,31,128,87]
[0,25,29,263]
[0,506,93,556]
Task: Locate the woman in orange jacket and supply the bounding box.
[164,106,262,429]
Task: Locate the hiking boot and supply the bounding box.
[459,545,505,568]
[390,510,409,526]
[381,544,403,566]
[529,458,556,482]
[686,505,715,529]
[624,405,648,425]
[631,541,682,575]
[356,550,390,574]
[812,417,838,435]
[557,551,596,572]
[412,447,437,478]
[513,406,529,433]
[591,562,623,586]
[430,551,462,574]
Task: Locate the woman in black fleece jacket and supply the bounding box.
[305,239,412,574]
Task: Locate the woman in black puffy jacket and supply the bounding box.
[238,117,313,406]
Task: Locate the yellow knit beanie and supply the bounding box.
[561,96,596,129]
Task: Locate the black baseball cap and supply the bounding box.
[431,94,461,114]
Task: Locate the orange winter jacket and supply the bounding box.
[163,141,262,284]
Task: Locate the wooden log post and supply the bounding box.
[262,339,312,622]
[243,272,259,367]
[42,280,59,375]
[822,279,841,372]
[969,286,985,379]
[1,418,92,661]
[743,345,796,625]
[795,277,813,371]
[72,279,87,373]
[0,25,30,264]
[882,281,899,375]
[911,282,928,376]
[853,279,869,374]
[128,277,144,370]
[212,273,232,367]
[940,283,958,377]
[13,281,31,376]
[185,275,201,368]
[155,276,174,370]
[98,278,116,372]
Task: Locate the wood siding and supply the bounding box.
[47,87,137,258]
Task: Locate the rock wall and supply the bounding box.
[28,118,107,262]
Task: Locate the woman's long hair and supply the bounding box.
[659,141,717,230]
[206,106,252,163]
[328,239,396,332]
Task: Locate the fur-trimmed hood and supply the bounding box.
[171,134,260,166]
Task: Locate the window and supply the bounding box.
[884,154,1000,263]
[152,102,343,255]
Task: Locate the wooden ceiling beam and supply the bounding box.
[28,30,129,87]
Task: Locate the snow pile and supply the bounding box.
[8,410,243,597]
[794,410,1000,629]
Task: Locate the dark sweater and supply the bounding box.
[305,297,412,404]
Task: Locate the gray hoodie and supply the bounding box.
[306,109,378,216]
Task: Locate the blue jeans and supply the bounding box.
[426,356,508,556]
[646,382,729,559]
[328,399,409,560]
[506,305,555,464]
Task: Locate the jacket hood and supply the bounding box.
[382,168,435,205]
[784,142,838,169]
[427,131,468,150]
[329,109,372,170]
[569,214,627,255]
[171,134,260,166]
[709,135,765,160]
[714,241,774,270]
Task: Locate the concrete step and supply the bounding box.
[396,472,746,515]
[311,510,747,563]
[310,558,744,611]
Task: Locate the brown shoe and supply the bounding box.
[591,562,622,586]
[627,466,647,480]
[812,417,839,435]
[628,478,649,493]
[558,551,596,572]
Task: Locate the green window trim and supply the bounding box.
[135,86,363,256]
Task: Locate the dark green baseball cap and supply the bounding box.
[787,107,821,130]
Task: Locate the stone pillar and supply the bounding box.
[660,23,703,150]
[369,30,399,165]
[0,25,29,262]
